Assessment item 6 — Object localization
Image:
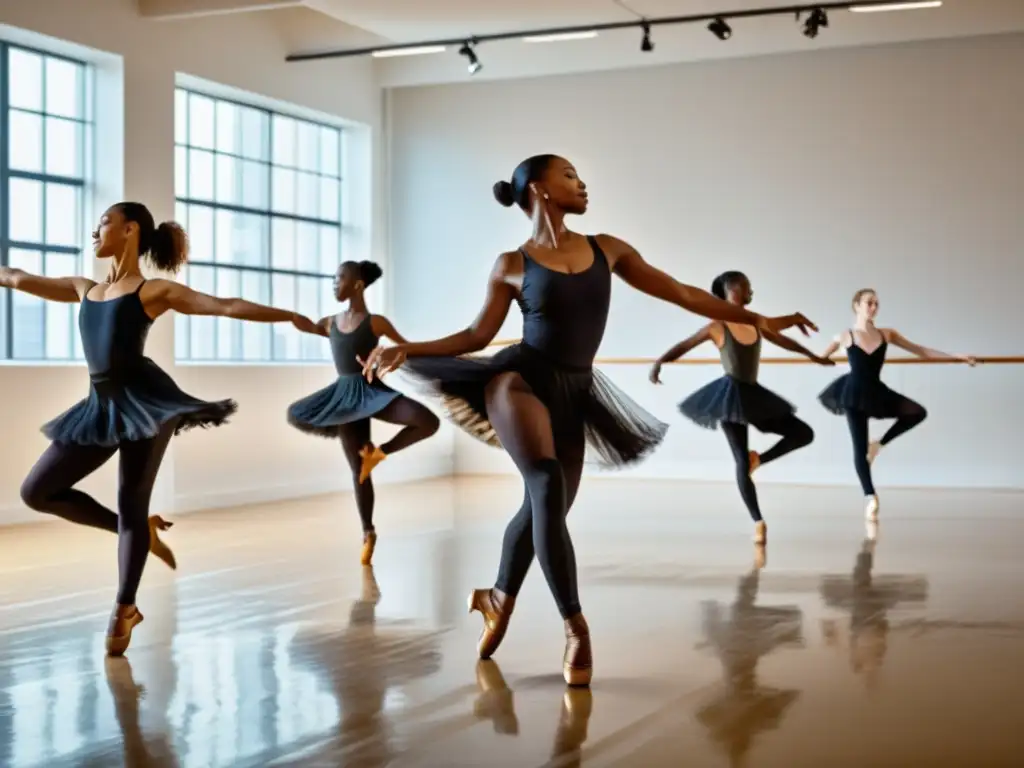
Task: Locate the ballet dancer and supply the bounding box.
[360,154,816,686]
[819,288,975,521]
[2,202,317,656]
[288,260,440,565]
[651,271,833,544]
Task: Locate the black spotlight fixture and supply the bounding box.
[458,40,482,74]
[708,17,732,41]
[799,7,829,39]
[640,21,654,52]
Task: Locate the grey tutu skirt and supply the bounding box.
[401,343,667,468]
[287,373,401,438]
[679,375,795,430]
[818,374,916,419]
[43,358,236,447]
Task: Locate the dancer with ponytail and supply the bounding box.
[819,288,975,522]
[652,271,832,544]
[361,155,816,686]
[2,202,317,656]
[288,260,440,565]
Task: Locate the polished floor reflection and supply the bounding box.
[2,477,1024,766]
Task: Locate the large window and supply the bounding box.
[0,44,90,361]
[174,87,344,362]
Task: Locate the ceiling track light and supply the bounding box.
[707,17,733,41]
[798,7,829,38]
[288,2,934,64]
[458,40,482,74]
[640,21,654,52]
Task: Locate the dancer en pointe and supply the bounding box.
[288,260,440,564]
[1,202,317,656]
[652,271,833,545]
[361,154,816,686]
[818,288,975,522]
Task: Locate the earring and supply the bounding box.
[543,193,550,200]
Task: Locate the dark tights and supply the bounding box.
[845,401,927,495]
[721,415,815,522]
[19,419,178,606]
[485,372,584,620]
[338,396,440,532]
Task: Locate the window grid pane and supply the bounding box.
[175,87,343,363]
[1,43,89,361]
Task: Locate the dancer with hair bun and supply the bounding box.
[289,260,440,565]
[819,288,976,522]
[2,202,318,656]
[652,271,832,545]
[360,155,817,686]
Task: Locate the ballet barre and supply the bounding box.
[482,340,1022,365]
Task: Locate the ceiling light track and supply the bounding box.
[287,0,942,63]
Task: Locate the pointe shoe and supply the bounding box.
[106,606,144,657]
[358,444,386,484]
[754,520,767,545]
[473,660,518,735]
[748,451,761,475]
[865,495,880,522]
[360,530,377,566]
[148,516,176,570]
[754,543,767,570]
[467,588,515,659]
[866,441,882,465]
[865,520,879,542]
[360,565,381,602]
[563,614,593,687]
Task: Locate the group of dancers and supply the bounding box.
[0,153,975,687]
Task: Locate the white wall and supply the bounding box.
[0,0,453,525]
[388,33,1024,491]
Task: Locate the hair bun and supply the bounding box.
[359,260,383,288]
[492,180,515,207]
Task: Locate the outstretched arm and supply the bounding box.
[297,315,332,338]
[885,328,975,364]
[0,267,94,303]
[371,316,410,345]
[764,329,835,366]
[650,324,713,384]
[361,253,517,379]
[597,235,816,336]
[146,279,317,331]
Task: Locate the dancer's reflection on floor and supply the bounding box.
[473,659,592,763]
[104,657,181,768]
[695,558,804,767]
[289,565,444,764]
[819,535,928,686]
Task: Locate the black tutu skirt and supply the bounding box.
[818,374,916,419]
[679,375,795,430]
[42,358,237,447]
[402,343,666,468]
[287,374,401,438]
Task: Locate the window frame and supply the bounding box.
[0,41,90,362]
[174,86,344,364]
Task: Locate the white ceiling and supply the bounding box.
[139,0,1024,87]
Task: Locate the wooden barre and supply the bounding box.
[481,340,1022,365]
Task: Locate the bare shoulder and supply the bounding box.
[879,327,897,342]
[493,250,525,280]
[370,313,391,332]
[836,329,852,347]
[706,321,725,345]
[592,233,633,266]
[141,277,178,296]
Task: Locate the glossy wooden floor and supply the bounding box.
[2,476,1024,767]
